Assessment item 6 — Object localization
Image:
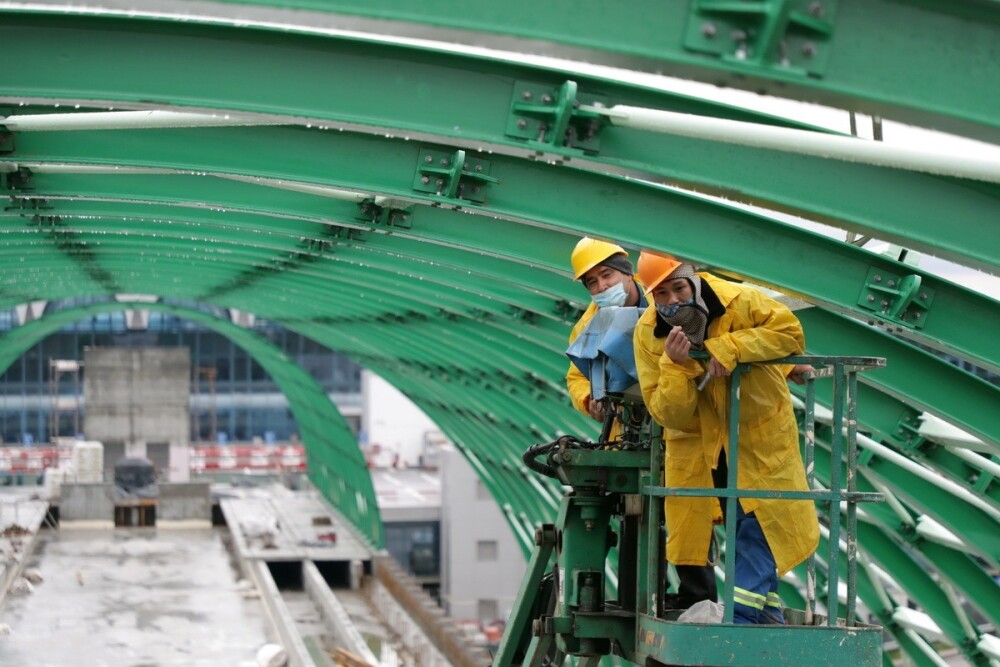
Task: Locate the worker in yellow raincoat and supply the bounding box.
[566,238,718,610]
[634,250,819,624]
[566,237,645,424]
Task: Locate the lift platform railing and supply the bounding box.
[642,354,886,626]
[495,353,887,667]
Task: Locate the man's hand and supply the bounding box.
[587,398,606,422]
[707,356,730,377]
[665,326,692,365]
[787,364,815,385]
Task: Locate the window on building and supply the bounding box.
[477,540,498,561]
[477,599,499,623]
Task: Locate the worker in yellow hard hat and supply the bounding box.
[566,237,645,423]
[633,250,819,623]
[566,238,717,611]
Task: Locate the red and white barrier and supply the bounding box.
[190,445,306,473]
[0,444,307,474]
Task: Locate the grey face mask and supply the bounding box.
[654,276,711,348]
[656,302,709,348]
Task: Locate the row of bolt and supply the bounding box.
[700,1,825,57]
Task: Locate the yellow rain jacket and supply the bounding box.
[566,298,602,415]
[634,274,819,576]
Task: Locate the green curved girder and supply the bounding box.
[810,437,996,665]
[2,10,999,273]
[797,530,948,667]
[4,125,998,375]
[2,206,996,522]
[2,217,996,482]
[798,308,1000,449]
[0,6,998,663]
[0,301,383,546]
[156,0,1000,141]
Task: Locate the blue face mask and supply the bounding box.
[592,281,629,308]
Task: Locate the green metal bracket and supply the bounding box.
[412,148,498,204]
[553,299,584,321]
[971,458,997,495]
[3,166,32,191]
[29,214,63,228]
[506,80,607,153]
[508,305,538,323]
[858,267,934,329]
[889,408,927,453]
[0,129,14,155]
[684,0,838,77]
[356,198,413,230]
[4,196,50,212]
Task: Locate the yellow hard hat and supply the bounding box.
[570,237,628,280]
[637,251,684,294]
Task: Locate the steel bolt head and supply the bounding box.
[435,178,444,187]
[541,94,553,104]
[809,1,824,17]
[424,155,433,163]
[920,292,928,300]
[880,300,889,307]
[802,42,817,57]
[873,274,882,282]
[521,90,533,100]
[475,165,483,172]
[440,158,449,166]
[866,295,875,302]
[914,312,922,319]
[421,176,430,184]
[516,119,528,129]
[887,280,896,287]
[702,22,717,38]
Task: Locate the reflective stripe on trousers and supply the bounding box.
[732,504,784,624]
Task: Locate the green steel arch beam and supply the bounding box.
[119,0,997,141]
[2,216,996,465]
[810,435,996,665]
[2,12,999,273]
[0,301,383,546]
[2,199,997,506]
[0,7,996,661]
[3,201,989,544]
[4,126,997,377]
[801,530,959,667]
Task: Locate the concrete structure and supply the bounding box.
[0,525,272,666]
[157,481,212,521]
[439,446,526,624]
[83,347,191,481]
[58,482,114,521]
[59,482,212,522]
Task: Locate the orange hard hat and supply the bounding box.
[570,237,628,280]
[637,251,683,294]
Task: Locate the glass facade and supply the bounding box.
[383,521,441,578]
[0,305,362,445]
